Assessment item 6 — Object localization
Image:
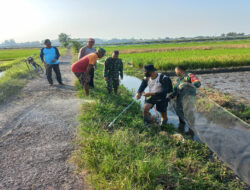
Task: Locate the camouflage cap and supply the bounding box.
[97,48,106,55]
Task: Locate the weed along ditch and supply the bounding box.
[73,60,248,189]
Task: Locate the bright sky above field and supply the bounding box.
[0,0,250,42]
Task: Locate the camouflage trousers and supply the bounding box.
[106,77,119,93]
[176,89,196,128]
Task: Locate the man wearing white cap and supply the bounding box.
[78,38,96,88]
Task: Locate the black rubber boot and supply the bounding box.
[178,118,186,133]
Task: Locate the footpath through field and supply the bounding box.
[0,51,87,189]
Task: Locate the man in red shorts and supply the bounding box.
[71,48,106,96]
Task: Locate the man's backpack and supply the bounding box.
[159,72,173,93]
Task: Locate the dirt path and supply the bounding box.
[0,52,86,189]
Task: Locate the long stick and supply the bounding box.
[107,99,137,128]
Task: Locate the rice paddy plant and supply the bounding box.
[119,48,250,70]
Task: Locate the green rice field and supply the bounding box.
[103,39,250,70]
[0,48,40,70]
[0,48,40,61]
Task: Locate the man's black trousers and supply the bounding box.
[89,68,95,88]
[46,64,62,84]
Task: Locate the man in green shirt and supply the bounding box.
[104,51,123,94]
[168,66,201,132]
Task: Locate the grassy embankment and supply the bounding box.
[103,39,250,70]
[72,53,246,189]
[0,48,67,103]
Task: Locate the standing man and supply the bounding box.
[104,50,123,94]
[78,38,96,88]
[40,39,63,86]
[136,65,173,126]
[168,66,201,133]
[71,48,106,96]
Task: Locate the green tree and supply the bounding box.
[71,39,83,53]
[58,33,71,47]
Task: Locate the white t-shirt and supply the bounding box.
[148,74,163,93]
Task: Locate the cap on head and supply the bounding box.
[88,38,95,43]
[97,48,106,56]
[44,39,51,45]
[144,64,156,72]
[113,50,119,55]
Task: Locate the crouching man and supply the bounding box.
[136,64,173,126]
[71,48,106,96]
[168,66,201,133]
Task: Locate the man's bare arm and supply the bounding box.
[78,47,86,60]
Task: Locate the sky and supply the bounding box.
[0,0,250,42]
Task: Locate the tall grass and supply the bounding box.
[72,59,246,189]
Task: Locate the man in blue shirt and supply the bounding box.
[40,39,63,85]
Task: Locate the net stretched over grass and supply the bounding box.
[169,87,250,185]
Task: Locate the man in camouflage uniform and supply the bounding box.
[104,51,123,94]
[168,66,201,134]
